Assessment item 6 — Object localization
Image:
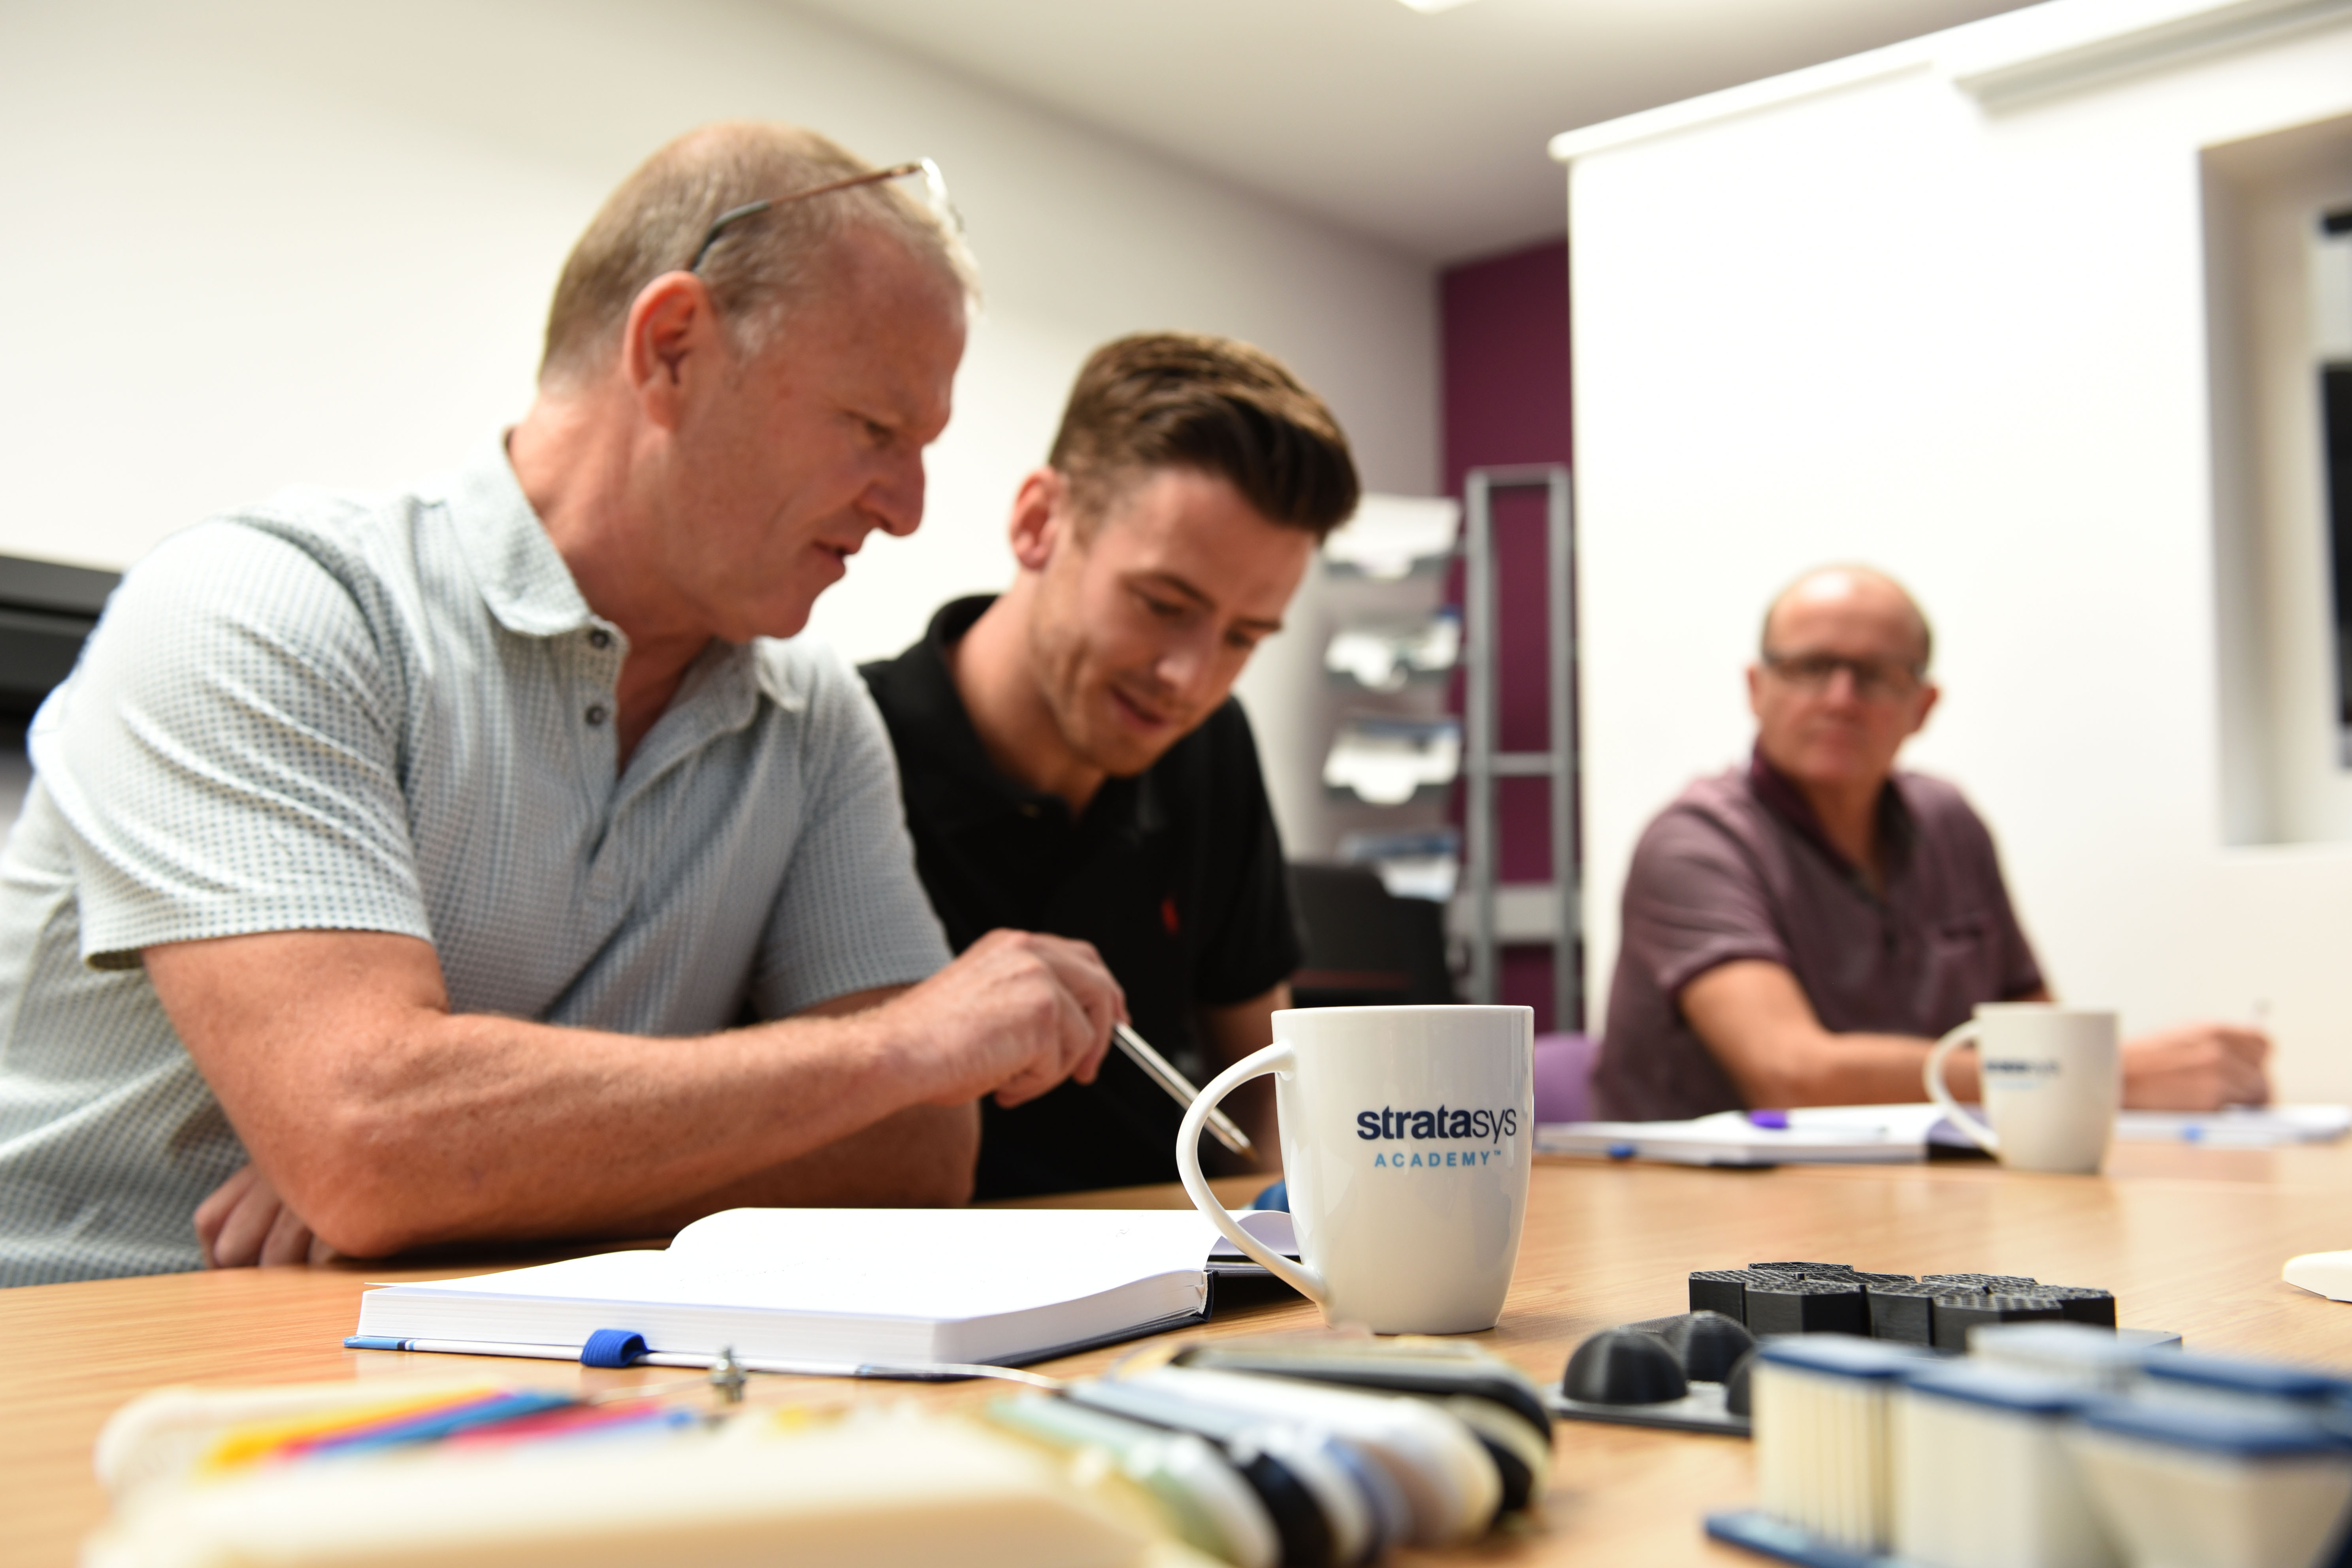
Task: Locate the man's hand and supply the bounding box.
[2121,1022,2271,1111]
[195,1163,334,1268]
[884,929,1123,1108]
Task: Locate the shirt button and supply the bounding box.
[588,628,613,650]
[585,704,609,727]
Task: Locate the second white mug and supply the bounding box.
[1924,1003,2119,1174]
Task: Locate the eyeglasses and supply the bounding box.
[1761,649,1926,702]
[687,158,962,273]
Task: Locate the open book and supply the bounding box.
[352,1208,1296,1370]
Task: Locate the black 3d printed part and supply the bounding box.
[1551,1317,1751,1437]
[1862,1282,1941,1344]
[1688,1269,1768,1322]
[1563,1329,1690,1406]
[1723,1349,1756,1417]
[1748,1261,1851,1275]
[1660,1312,1758,1382]
[2039,1286,2118,1327]
[1744,1278,1867,1337]
[1930,1291,2066,1350]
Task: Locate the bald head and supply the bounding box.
[1761,566,1932,670]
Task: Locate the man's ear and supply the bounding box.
[1745,662,1765,719]
[621,273,723,431]
[1905,682,1941,738]
[1006,467,1073,572]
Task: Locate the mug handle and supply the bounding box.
[1924,1020,2000,1154]
[1176,1042,1328,1307]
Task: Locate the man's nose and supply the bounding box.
[866,454,926,539]
[1153,634,1213,696]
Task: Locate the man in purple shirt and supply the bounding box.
[1593,566,2271,1122]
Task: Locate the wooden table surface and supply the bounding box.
[9,1146,2352,1567]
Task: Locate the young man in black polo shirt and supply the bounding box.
[861,333,1359,1199]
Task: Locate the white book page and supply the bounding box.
[377,1208,1228,1324]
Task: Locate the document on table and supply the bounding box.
[1537,1103,2352,1166]
[2113,1104,2352,1146]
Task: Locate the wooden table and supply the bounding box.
[10,1146,2352,1567]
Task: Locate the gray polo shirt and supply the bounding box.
[1593,751,2044,1121]
[0,445,951,1285]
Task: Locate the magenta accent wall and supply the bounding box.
[1439,238,1575,1033]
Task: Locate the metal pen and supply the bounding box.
[1112,1022,1255,1158]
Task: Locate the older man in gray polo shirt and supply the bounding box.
[0,122,1124,1286]
[1594,565,2271,1121]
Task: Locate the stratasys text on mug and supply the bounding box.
[1356,1106,1520,1141]
[1177,1004,1533,1334]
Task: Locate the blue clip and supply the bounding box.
[1608,1141,1637,1160]
[581,1328,649,1368]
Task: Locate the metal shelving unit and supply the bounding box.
[1461,464,1579,1032]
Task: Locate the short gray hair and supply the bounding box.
[538,120,974,387]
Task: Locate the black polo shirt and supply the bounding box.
[860,597,1302,1199]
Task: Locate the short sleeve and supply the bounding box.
[1189,702,1303,1008]
[30,521,433,970]
[749,650,951,1017]
[1618,803,1793,1003]
[1963,812,2045,1000]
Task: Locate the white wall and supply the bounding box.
[1560,0,2352,1099]
[2206,116,2352,846]
[0,0,1439,855]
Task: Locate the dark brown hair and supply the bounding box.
[538,121,972,388]
[1048,333,1360,538]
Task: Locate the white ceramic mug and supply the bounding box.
[1176,1004,1534,1333]
[1924,1003,2119,1174]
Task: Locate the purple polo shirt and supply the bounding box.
[1592,750,2044,1121]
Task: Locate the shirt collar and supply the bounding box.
[434,436,778,732]
[436,438,601,639]
[1747,743,1913,881]
[883,596,1164,840]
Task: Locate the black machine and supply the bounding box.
[0,554,118,720]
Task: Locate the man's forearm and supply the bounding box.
[244,1006,948,1255]
[623,1101,980,1231]
[1682,960,1976,1110]
[153,926,1117,1258]
[147,933,959,1256]
[1745,1032,1976,1109]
